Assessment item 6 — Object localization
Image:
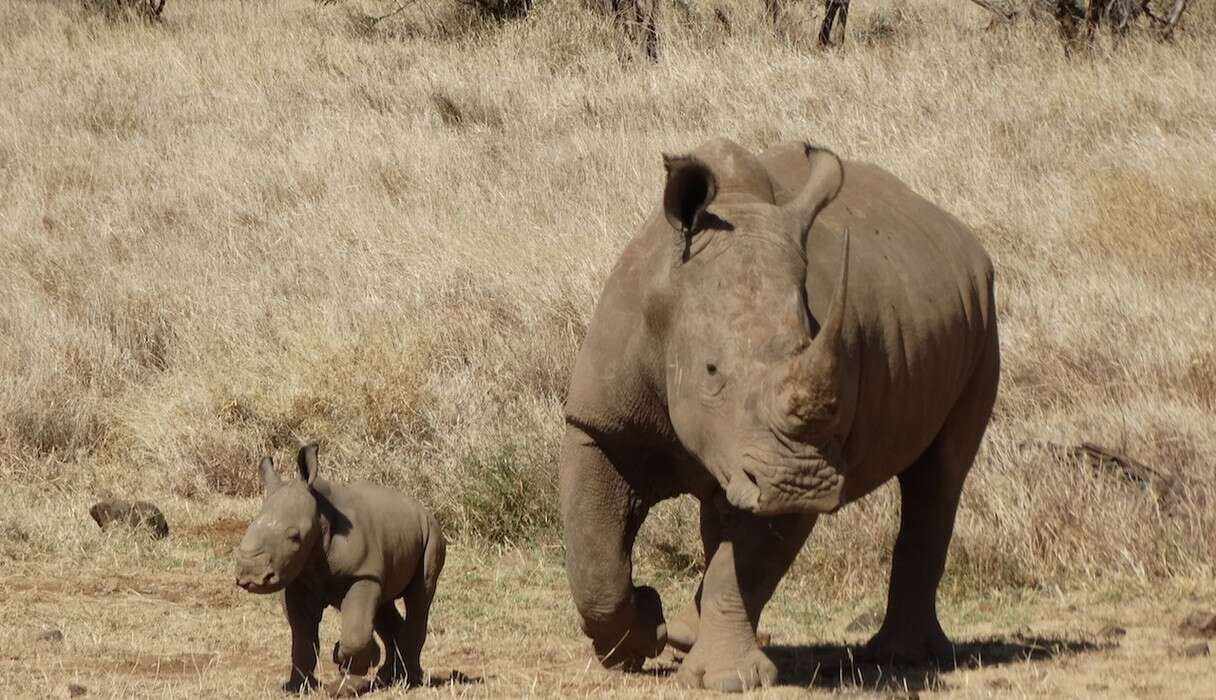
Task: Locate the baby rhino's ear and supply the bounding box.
[297,444,320,486]
[259,457,282,495]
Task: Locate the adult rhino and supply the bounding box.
[559,138,999,691]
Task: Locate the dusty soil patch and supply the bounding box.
[3,548,1214,698]
[89,652,218,677]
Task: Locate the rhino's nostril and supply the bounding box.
[261,572,274,586]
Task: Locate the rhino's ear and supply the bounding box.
[662,154,717,234]
[258,457,282,494]
[297,444,320,486]
[785,145,843,244]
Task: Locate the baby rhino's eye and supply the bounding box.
[285,527,301,543]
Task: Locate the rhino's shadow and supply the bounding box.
[766,635,1109,691]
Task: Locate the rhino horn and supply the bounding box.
[785,230,850,428]
[785,145,843,244]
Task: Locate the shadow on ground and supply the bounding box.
[326,669,482,697]
[766,635,1110,691]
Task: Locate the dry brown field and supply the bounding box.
[1,1,1214,697]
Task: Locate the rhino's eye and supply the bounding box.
[286,527,301,543]
[701,363,726,403]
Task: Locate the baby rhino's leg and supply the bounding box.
[371,603,407,687]
[397,531,446,686]
[282,586,322,693]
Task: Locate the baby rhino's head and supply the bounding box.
[234,444,324,594]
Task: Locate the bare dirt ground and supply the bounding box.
[3,507,1214,699]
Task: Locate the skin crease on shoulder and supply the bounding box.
[235,445,446,693]
[559,137,999,691]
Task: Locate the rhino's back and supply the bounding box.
[763,144,998,499]
[329,481,434,598]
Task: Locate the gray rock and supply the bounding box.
[36,628,64,643]
[66,684,87,698]
[88,499,168,540]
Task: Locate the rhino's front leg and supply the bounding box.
[333,579,383,676]
[675,505,817,692]
[282,585,322,694]
[560,425,666,671]
[667,497,723,653]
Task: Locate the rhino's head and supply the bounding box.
[234,445,324,594]
[652,138,851,516]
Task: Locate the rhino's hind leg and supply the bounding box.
[859,450,962,665]
[371,603,407,687]
[382,531,445,688]
[863,346,999,665]
[674,507,816,692]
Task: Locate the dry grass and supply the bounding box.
[1,0,1214,696]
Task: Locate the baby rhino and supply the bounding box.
[235,444,445,693]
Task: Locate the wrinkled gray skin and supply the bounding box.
[235,445,446,693]
[560,138,999,691]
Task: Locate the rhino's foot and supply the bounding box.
[591,585,668,672]
[281,674,320,695]
[373,663,423,689]
[859,622,955,666]
[674,646,776,692]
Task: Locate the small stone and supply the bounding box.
[845,609,883,634]
[987,677,1013,690]
[1178,611,1216,639]
[1180,642,1210,658]
[1098,624,1127,638]
[66,684,87,698]
[37,628,64,643]
[89,499,169,540]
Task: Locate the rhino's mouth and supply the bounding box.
[725,448,846,515]
[234,550,285,594]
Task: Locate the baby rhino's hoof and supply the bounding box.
[675,648,777,692]
[333,641,381,677]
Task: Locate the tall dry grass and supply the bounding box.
[1,0,1213,600]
